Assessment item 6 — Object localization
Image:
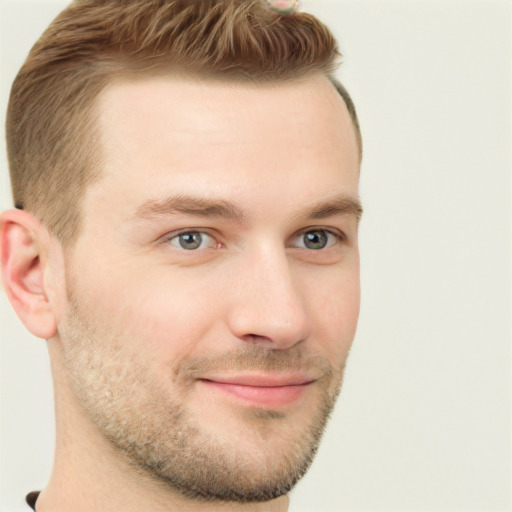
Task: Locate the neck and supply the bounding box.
[38,352,290,512]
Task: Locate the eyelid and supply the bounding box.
[156,226,346,250]
[159,228,220,248]
[289,227,346,249]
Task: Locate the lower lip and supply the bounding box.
[201,380,309,407]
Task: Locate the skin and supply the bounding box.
[0,73,361,512]
[265,0,299,14]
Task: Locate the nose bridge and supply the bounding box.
[227,242,312,348]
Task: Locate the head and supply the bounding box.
[2,0,362,505]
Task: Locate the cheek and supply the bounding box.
[306,266,360,363]
[88,270,222,364]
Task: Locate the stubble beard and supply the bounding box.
[60,294,347,503]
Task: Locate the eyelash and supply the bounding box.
[292,228,345,250]
[161,227,346,251]
[162,229,220,251]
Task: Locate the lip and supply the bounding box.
[199,373,316,407]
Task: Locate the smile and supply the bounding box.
[199,374,316,407]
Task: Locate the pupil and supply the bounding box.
[304,230,327,249]
[179,232,202,250]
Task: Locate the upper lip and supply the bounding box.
[199,373,316,387]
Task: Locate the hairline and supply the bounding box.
[69,67,361,249]
[20,64,362,249]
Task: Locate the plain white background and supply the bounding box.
[0,1,510,511]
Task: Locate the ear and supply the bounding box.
[0,209,58,340]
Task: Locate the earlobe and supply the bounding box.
[0,209,58,340]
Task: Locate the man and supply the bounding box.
[0,0,362,510]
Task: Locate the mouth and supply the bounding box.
[198,374,316,407]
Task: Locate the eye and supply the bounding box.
[293,229,342,250]
[167,231,217,251]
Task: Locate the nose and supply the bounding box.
[226,246,313,350]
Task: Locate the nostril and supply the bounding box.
[229,310,312,350]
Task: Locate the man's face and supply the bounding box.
[57,74,361,501]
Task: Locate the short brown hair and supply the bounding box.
[6,0,362,246]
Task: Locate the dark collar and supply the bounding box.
[26,491,40,510]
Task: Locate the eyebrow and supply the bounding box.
[305,196,363,222]
[135,194,247,222]
[134,193,363,223]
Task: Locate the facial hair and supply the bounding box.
[60,292,347,503]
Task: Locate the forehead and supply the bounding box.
[96,73,357,157]
[87,74,359,221]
